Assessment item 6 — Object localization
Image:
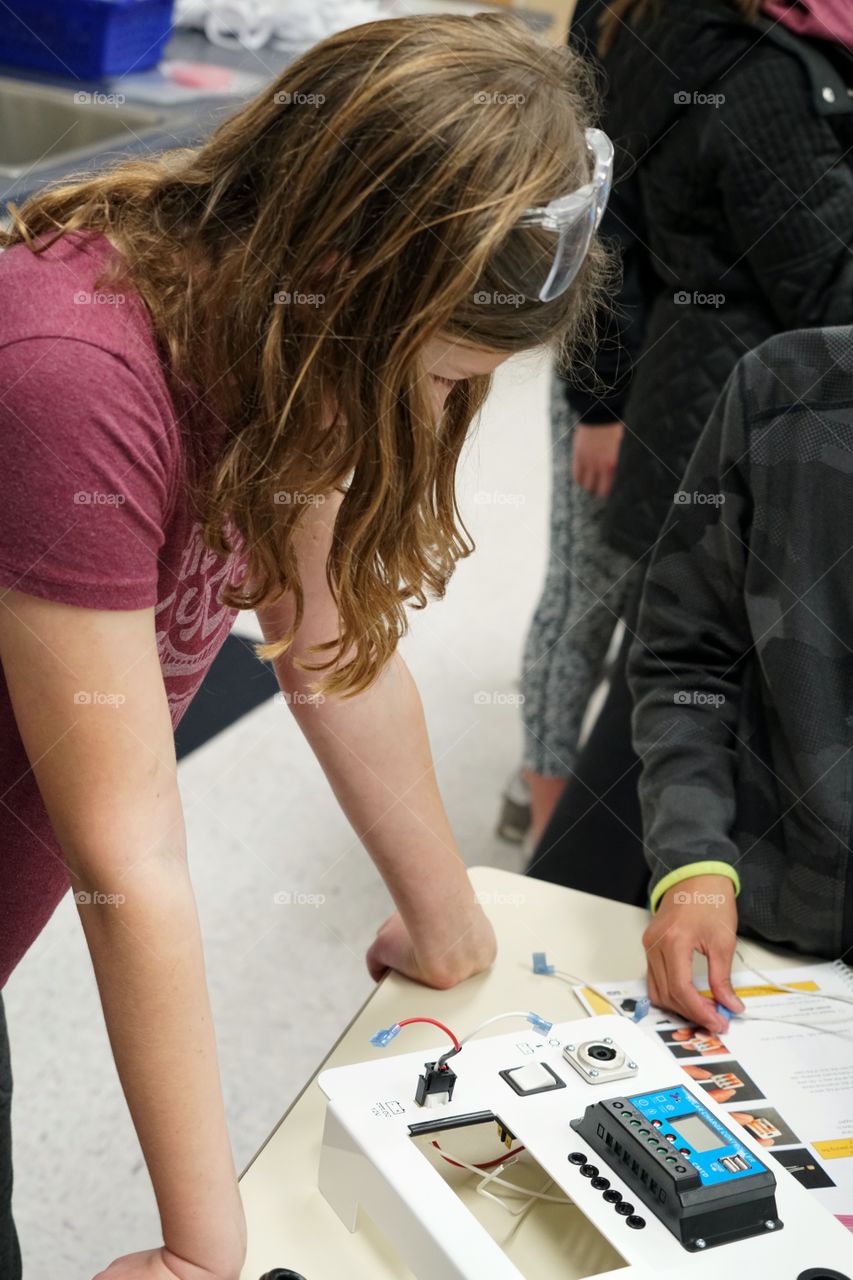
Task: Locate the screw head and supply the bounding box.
[822,85,837,103]
[628,1061,638,1069]
[603,1037,613,1045]
[589,1068,600,1078]
[764,1219,776,1231]
[695,1239,706,1250]
[566,1044,576,1052]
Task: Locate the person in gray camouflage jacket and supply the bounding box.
[630,324,853,1033]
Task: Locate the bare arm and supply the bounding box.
[0,592,245,1280]
[258,493,496,989]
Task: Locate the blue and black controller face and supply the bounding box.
[571,1083,782,1251]
[624,1085,763,1185]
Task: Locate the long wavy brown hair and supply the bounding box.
[598,0,763,55]
[2,13,608,696]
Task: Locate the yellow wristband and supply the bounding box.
[650,861,741,914]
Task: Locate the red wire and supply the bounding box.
[431,1139,526,1170]
[396,1016,461,1052]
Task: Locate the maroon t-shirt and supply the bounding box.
[0,232,247,987]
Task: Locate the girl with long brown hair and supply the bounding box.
[0,13,608,1278]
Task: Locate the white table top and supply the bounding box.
[238,865,806,1280]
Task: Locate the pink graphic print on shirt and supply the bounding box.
[155,523,249,725]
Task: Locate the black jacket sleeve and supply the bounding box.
[711,45,853,330]
[627,354,754,897]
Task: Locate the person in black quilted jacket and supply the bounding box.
[528,0,853,900]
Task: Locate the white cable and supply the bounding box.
[735,946,853,1009]
[731,1010,853,1040]
[476,1161,542,1219]
[476,1162,565,1220]
[434,1146,572,1208]
[724,946,853,1038]
[543,966,624,1015]
[457,1012,540,1050]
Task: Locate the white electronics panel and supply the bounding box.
[317,1014,853,1280]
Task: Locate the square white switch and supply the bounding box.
[500,1062,565,1096]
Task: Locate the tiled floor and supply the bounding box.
[4,351,555,1274]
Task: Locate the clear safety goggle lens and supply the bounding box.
[506,128,613,304]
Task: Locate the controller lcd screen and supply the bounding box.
[672,1113,722,1153]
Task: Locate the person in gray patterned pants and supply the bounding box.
[510,374,632,845]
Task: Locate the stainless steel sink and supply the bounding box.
[0,76,168,181]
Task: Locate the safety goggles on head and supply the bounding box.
[512,127,613,303]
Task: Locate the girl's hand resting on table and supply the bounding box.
[93,1248,241,1280]
[643,874,745,1034]
[367,907,496,989]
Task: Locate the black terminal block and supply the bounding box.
[415,1060,457,1107]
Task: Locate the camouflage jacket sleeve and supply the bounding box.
[627,357,754,897]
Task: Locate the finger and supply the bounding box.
[664,940,727,1032]
[707,931,745,1014]
[646,957,661,1009]
[644,924,668,1010]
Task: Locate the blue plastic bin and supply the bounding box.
[0,0,175,80]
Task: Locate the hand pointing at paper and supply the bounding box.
[643,875,745,1033]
